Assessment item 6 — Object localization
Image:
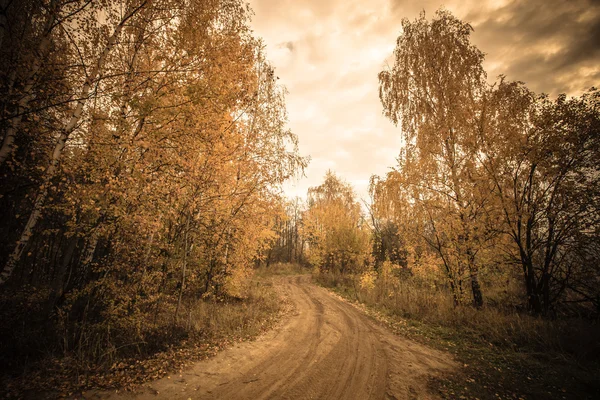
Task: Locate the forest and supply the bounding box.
[0,1,598,398]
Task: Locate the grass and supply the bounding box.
[315,271,600,400]
[1,273,287,399]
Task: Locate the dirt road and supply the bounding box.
[91,276,455,400]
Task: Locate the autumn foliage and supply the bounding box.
[0,0,305,388]
[373,10,600,316]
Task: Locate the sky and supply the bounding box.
[247,0,600,201]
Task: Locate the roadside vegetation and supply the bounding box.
[2,272,285,398]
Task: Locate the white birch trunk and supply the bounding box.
[80,229,100,269]
[0,0,57,165]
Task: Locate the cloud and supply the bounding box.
[248,0,600,201]
[278,41,295,52]
[464,0,600,94]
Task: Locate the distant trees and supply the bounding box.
[302,171,371,275]
[375,10,600,314]
[268,197,306,265]
[268,172,372,277]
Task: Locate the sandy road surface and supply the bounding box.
[89,276,455,400]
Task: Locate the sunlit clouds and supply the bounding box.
[248,0,600,200]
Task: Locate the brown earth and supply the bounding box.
[83,275,456,400]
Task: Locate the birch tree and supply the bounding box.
[1,1,149,285]
[378,10,489,306]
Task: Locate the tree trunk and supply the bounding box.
[0,0,57,165]
[204,257,216,296]
[467,252,483,308]
[138,231,155,286]
[470,270,483,308]
[46,235,79,314]
[540,272,550,315]
[526,274,542,314]
[175,218,190,323]
[449,279,460,307]
[521,255,542,314]
[81,230,100,269]
[0,1,148,286]
[0,0,8,50]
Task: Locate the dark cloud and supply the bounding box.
[278,41,295,52]
[386,0,600,95]
[466,0,600,94]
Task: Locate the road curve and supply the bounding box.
[94,275,455,400]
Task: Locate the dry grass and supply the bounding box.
[316,271,600,361]
[187,280,281,339]
[0,277,283,397]
[316,271,600,399]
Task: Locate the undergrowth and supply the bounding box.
[0,275,285,399]
[315,271,600,400]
